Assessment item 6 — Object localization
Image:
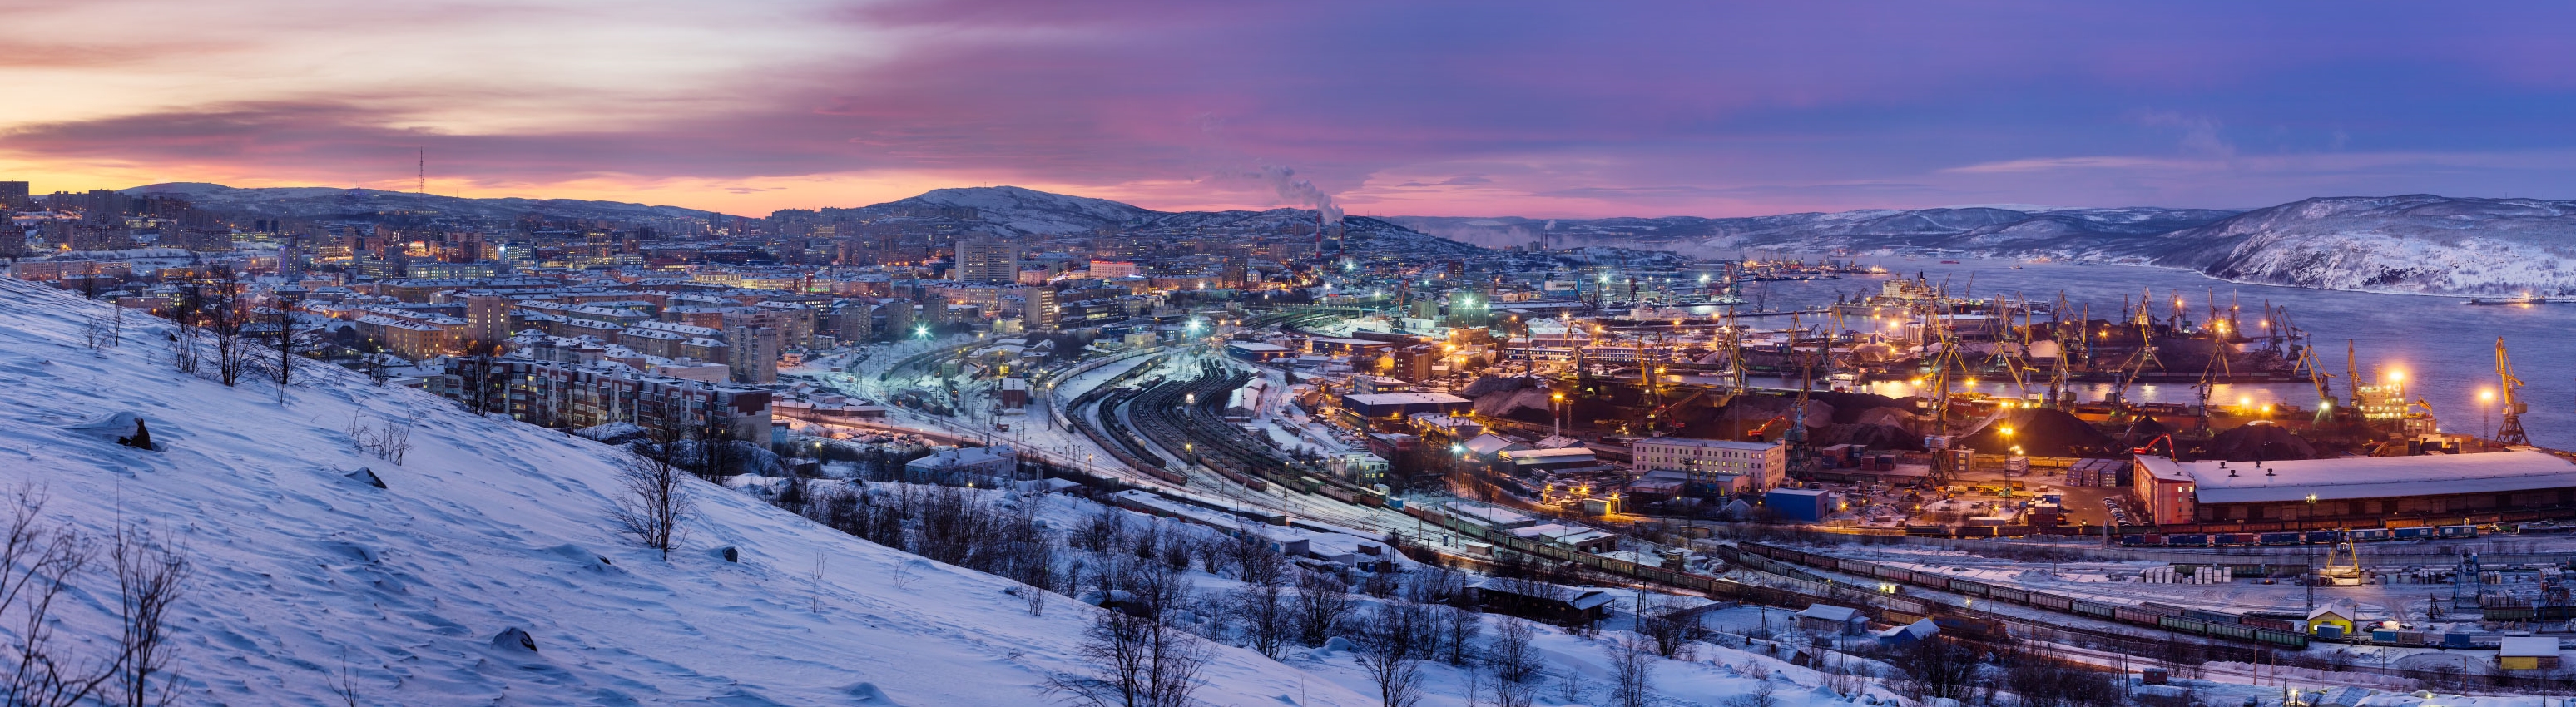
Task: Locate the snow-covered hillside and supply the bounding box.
[1399,195,2576,296]
[2187,195,2576,295]
[119,183,721,222]
[889,185,1156,235]
[0,277,1375,705]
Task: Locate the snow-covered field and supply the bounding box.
[0,278,1380,705]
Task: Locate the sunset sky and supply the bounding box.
[7,1,2576,218]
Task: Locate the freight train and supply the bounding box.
[1903,524,2479,545]
[1735,541,2310,649]
[2115,525,2477,547]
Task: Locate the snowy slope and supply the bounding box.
[1399,195,2576,296]
[119,183,721,222]
[0,277,1374,705]
[888,185,1157,235]
[2187,195,2576,295]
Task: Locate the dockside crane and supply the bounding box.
[2498,337,2533,447]
[2298,345,2335,425]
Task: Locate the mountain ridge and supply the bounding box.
[1391,195,2576,296]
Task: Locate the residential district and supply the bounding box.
[12,180,2576,695]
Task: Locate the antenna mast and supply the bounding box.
[417,148,425,194]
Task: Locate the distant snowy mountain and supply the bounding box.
[881,185,1156,235]
[120,182,721,222]
[2187,195,2576,295]
[0,278,1376,705]
[855,186,1485,254]
[1399,195,2576,296]
[1390,207,2239,259]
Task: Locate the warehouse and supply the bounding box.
[1340,392,1474,418]
[2132,451,2576,526]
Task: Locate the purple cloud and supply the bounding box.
[9,1,2576,216]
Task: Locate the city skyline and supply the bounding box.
[8,2,2576,218]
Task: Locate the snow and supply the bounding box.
[0,277,1968,707]
[0,277,1378,705]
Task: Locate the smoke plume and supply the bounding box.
[1241,165,1342,223]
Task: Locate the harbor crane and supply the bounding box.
[2497,337,2532,447]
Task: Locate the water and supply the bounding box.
[1730,257,2576,449]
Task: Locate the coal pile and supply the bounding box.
[1808,391,1910,423]
[2117,415,2173,448]
[1811,423,1925,450]
[2197,423,2323,462]
[1957,408,2114,457]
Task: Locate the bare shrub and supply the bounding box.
[1351,602,1429,707]
[1607,635,1655,707]
[1294,569,1355,647]
[344,412,419,466]
[108,527,190,707]
[0,489,193,707]
[1487,617,1542,707]
[1045,606,1210,707]
[610,450,694,559]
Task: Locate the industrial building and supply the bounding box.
[1339,391,1473,419]
[1632,437,1786,494]
[2132,451,2576,527]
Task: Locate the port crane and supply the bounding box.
[2497,337,2532,447]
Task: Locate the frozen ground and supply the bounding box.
[0,278,1380,705]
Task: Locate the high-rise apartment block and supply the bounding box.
[725,325,780,384]
[954,236,1018,284]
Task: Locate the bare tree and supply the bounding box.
[1046,607,1210,707]
[269,289,305,404]
[205,269,255,387]
[1191,533,1229,578]
[1889,635,1980,701]
[1606,635,1655,707]
[1294,569,1355,647]
[453,356,504,416]
[1429,604,1480,666]
[610,449,694,559]
[1726,672,1776,707]
[108,527,190,707]
[1637,595,1706,660]
[1350,602,1429,707]
[0,489,111,707]
[1486,617,1543,707]
[1229,531,1286,588]
[1232,583,1290,656]
[166,283,203,375]
[1075,505,1128,555]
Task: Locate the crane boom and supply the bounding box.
[2499,337,2532,447]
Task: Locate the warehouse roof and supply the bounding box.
[1343,392,1470,407]
[2140,451,2576,504]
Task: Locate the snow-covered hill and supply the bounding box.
[885,185,1156,235]
[851,186,1484,255]
[1389,207,2240,259]
[0,277,1374,705]
[2186,195,2576,295]
[120,182,721,222]
[1398,195,2576,296]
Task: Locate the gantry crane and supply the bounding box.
[2498,337,2532,447]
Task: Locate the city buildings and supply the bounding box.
[429,357,772,442]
